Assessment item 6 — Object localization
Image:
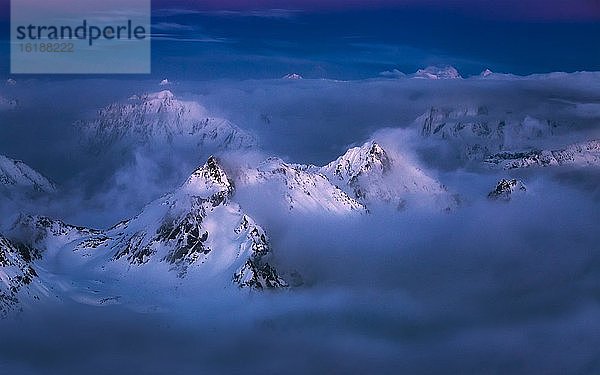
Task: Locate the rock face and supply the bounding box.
[76,90,257,152]
[0,235,42,317]
[15,157,288,290]
[485,140,600,169]
[417,106,558,161]
[320,141,458,211]
[488,179,527,201]
[0,154,56,195]
[413,66,462,80]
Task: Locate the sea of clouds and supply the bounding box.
[0,74,599,374]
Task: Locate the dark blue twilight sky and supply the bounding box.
[0,0,599,79]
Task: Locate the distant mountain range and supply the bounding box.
[76,90,257,153]
[485,140,600,169]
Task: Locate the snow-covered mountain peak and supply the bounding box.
[183,156,234,199]
[77,91,258,152]
[414,66,462,80]
[147,89,175,100]
[481,69,494,77]
[0,155,56,194]
[323,141,392,183]
[10,158,290,291]
[283,73,303,80]
[126,89,206,117]
[321,141,458,211]
[234,157,367,215]
[256,156,287,170]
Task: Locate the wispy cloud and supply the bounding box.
[153,22,196,32]
[153,8,302,19]
[152,8,202,17]
[205,9,303,19]
[151,33,231,43]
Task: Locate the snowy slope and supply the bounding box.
[0,154,56,194]
[234,157,367,215]
[233,141,455,214]
[0,235,44,317]
[13,215,101,254]
[14,157,288,292]
[321,141,458,211]
[76,90,257,152]
[484,140,600,169]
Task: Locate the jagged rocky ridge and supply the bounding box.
[488,179,527,201]
[234,157,367,214]
[484,140,600,169]
[12,157,288,291]
[76,90,257,152]
[417,106,560,161]
[282,73,303,80]
[413,66,462,80]
[232,141,456,213]
[320,141,458,211]
[0,235,43,318]
[0,154,56,195]
[381,65,462,79]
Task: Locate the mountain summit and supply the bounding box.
[321,141,458,211]
[76,90,257,152]
[413,66,462,80]
[0,155,56,195]
[7,157,288,311]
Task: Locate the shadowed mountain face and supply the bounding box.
[488,179,527,201]
[0,235,43,318]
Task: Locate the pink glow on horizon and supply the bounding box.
[0,0,598,21]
